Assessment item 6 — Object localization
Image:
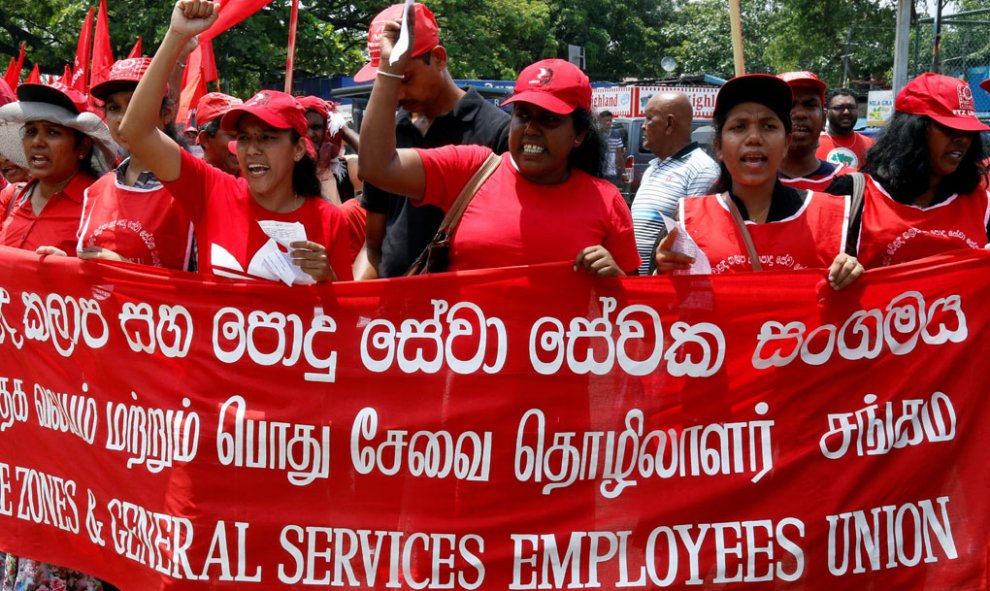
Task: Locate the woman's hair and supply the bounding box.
[709,103,791,194]
[569,108,605,178]
[71,129,100,178]
[290,129,321,197]
[863,112,988,203]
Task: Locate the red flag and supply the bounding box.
[25,65,40,85]
[284,0,299,93]
[59,65,73,86]
[72,8,94,92]
[3,42,26,90]
[200,0,274,42]
[90,0,114,89]
[176,44,209,126]
[127,37,143,59]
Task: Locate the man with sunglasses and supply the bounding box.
[817,88,874,168]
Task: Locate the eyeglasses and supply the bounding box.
[828,105,857,112]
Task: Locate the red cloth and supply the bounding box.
[856,174,990,268]
[90,0,114,89]
[780,163,849,192]
[680,191,848,273]
[816,132,874,169]
[417,146,640,273]
[71,8,94,93]
[78,171,194,269]
[339,197,366,263]
[0,174,94,255]
[0,182,25,223]
[163,149,353,281]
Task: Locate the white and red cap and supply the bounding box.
[897,73,990,132]
[353,3,440,83]
[778,70,826,105]
[196,92,243,127]
[17,81,89,115]
[90,57,153,101]
[501,59,592,115]
[221,90,315,155]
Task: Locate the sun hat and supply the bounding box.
[501,59,592,115]
[897,72,990,132]
[0,88,116,173]
[353,2,440,83]
[17,81,89,115]
[713,74,793,128]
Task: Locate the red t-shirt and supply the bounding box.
[162,150,352,281]
[416,146,640,273]
[339,197,367,263]
[0,182,26,223]
[816,132,874,169]
[856,174,990,268]
[78,171,194,270]
[0,174,94,256]
[779,163,848,192]
[680,192,848,273]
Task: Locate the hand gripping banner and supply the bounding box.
[0,246,986,590]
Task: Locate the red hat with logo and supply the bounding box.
[897,73,989,132]
[90,58,153,101]
[17,81,89,114]
[220,90,315,155]
[353,2,440,83]
[501,59,592,115]
[778,70,826,105]
[196,92,243,127]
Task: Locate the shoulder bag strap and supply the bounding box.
[720,192,763,272]
[844,172,866,256]
[435,152,501,240]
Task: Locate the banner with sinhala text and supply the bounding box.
[0,246,986,590]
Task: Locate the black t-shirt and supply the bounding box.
[363,88,510,277]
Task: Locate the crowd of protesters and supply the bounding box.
[2,0,990,587]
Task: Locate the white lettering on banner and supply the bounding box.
[21,291,109,356]
[509,519,804,589]
[108,498,198,578]
[33,382,98,444]
[0,462,12,516]
[0,288,24,348]
[119,302,193,358]
[351,408,492,482]
[360,300,507,375]
[515,404,774,498]
[277,526,485,589]
[827,497,957,575]
[753,291,967,369]
[14,466,79,534]
[529,297,724,377]
[216,395,330,486]
[212,307,338,383]
[819,392,956,460]
[105,392,200,472]
[0,377,28,432]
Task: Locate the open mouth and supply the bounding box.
[246,164,270,176]
[522,144,546,155]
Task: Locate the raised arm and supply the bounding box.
[357,13,426,201]
[118,0,217,182]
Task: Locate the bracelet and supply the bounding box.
[376,69,403,80]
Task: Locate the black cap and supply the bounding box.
[714,74,792,126]
[16,83,83,114]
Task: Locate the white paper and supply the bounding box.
[255,221,316,286]
[389,0,416,66]
[660,213,711,275]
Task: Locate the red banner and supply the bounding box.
[72,8,95,93]
[0,247,986,590]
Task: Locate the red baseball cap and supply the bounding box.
[353,2,440,83]
[90,58,152,101]
[196,92,243,127]
[17,81,89,115]
[297,95,329,119]
[220,90,315,155]
[897,73,990,132]
[501,59,592,115]
[778,70,826,105]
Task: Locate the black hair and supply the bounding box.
[290,129,322,197]
[709,104,791,194]
[826,88,857,106]
[599,110,613,118]
[71,129,101,178]
[862,112,987,204]
[569,107,606,178]
[200,117,222,137]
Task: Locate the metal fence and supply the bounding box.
[912,6,990,111]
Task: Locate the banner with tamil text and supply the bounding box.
[0,246,986,590]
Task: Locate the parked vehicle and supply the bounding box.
[611,117,716,203]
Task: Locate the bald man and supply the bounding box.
[630,92,719,275]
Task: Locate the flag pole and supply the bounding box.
[284,0,299,93]
[728,0,746,76]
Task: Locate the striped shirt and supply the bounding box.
[631,143,720,275]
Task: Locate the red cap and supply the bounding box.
[220,90,315,156]
[353,2,440,83]
[90,58,152,101]
[17,81,89,115]
[0,79,14,106]
[196,92,243,127]
[980,78,990,95]
[501,59,592,115]
[778,70,826,105]
[297,95,329,119]
[897,73,990,132]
